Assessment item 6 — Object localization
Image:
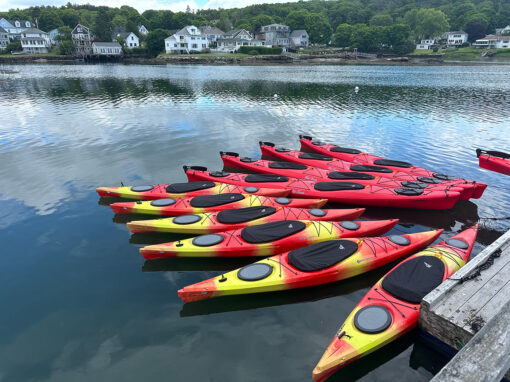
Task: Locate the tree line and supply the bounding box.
[1,0,508,55]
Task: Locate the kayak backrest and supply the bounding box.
[216,206,277,224]
[241,220,306,244]
[381,256,445,304]
[330,146,362,154]
[189,193,245,208]
[288,239,359,272]
[298,152,333,161]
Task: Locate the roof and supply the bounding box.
[0,26,7,33]
[115,32,136,39]
[223,29,251,38]
[22,28,47,34]
[93,42,122,48]
[262,24,289,28]
[290,30,308,37]
[446,31,467,35]
[175,25,201,36]
[7,20,34,27]
[476,35,509,41]
[199,26,224,35]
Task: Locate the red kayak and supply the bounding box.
[184,166,461,210]
[476,149,510,176]
[140,219,399,259]
[96,181,289,200]
[259,142,471,201]
[300,135,487,199]
[221,151,465,196]
[312,225,478,382]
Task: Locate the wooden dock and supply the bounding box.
[419,228,510,381]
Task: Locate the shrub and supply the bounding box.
[239,46,283,55]
[248,50,259,55]
[432,46,439,52]
[461,42,470,47]
[4,41,21,54]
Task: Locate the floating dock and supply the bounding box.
[419,228,510,381]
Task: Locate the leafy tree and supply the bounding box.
[415,8,449,40]
[60,8,80,28]
[370,14,393,26]
[58,40,74,55]
[38,9,64,31]
[216,14,231,32]
[4,40,22,53]
[94,7,112,41]
[465,21,486,42]
[145,28,167,56]
[333,23,353,47]
[55,26,72,42]
[112,15,128,27]
[252,14,274,32]
[115,35,126,47]
[285,9,309,31]
[305,13,332,44]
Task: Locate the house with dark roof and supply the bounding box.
[72,24,94,56]
[164,25,209,54]
[21,28,51,54]
[199,25,224,44]
[0,18,35,40]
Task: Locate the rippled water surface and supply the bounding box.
[1,64,509,382]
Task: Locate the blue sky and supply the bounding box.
[0,0,297,12]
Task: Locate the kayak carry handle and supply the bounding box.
[183,165,208,172]
[475,148,482,158]
[259,141,275,147]
[220,151,239,157]
[300,135,313,140]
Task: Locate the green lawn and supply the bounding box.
[163,53,250,58]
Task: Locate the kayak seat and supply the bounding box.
[298,152,333,161]
[373,159,413,168]
[381,256,445,304]
[245,174,289,183]
[268,162,307,170]
[327,171,375,180]
[350,164,393,173]
[216,206,277,224]
[314,182,365,192]
[241,220,306,244]
[189,193,245,208]
[330,146,362,154]
[166,181,216,193]
[288,240,359,272]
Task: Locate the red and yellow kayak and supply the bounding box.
[477,149,510,176]
[140,219,399,259]
[259,142,472,201]
[96,181,289,200]
[300,135,487,199]
[110,193,327,216]
[127,206,365,234]
[221,151,465,196]
[312,225,478,382]
[184,166,462,210]
[178,229,442,302]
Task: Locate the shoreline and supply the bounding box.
[1,53,509,66]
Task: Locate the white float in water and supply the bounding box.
[355,86,359,93]
[273,94,278,98]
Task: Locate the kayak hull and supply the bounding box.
[140,219,399,259]
[127,207,365,234]
[178,230,443,302]
[478,154,510,176]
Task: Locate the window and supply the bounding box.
[26,21,30,27]
[131,36,134,40]
[202,44,206,48]
[174,43,177,47]
[192,44,197,48]
[15,21,20,27]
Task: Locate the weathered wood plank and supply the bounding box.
[430,300,510,382]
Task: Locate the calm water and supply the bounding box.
[1,64,510,382]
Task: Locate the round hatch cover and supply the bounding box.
[312,140,326,146]
[210,171,230,177]
[433,173,457,181]
[340,221,360,230]
[309,208,327,217]
[388,235,411,246]
[240,157,257,163]
[401,181,427,189]
[276,197,291,205]
[192,234,225,247]
[244,186,259,193]
[418,177,442,184]
[395,187,423,196]
[445,238,469,249]
[237,263,273,281]
[173,215,202,225]
[354,305,392,334]
[275,147,291,152]
[150,198,177,207]
[131,185,153,192]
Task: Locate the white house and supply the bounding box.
[138,25,149,36]
[289,30,309,48]
[473,35,510,49]
[92,42,122,56]
[416,39,435,50]
[199,25,224,44]
[495,25,510,36]
[0,27,8,50]
[215,29,261,52]
[165,25,209,54]
[444,31,468,47]
[114,32,139,49]
[0,18,35,40]
[21,28,51,54]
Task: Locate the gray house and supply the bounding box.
[260,24,290,46]
[290,30,309,48]
[0,26,8,50]
[72,23,94,56]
